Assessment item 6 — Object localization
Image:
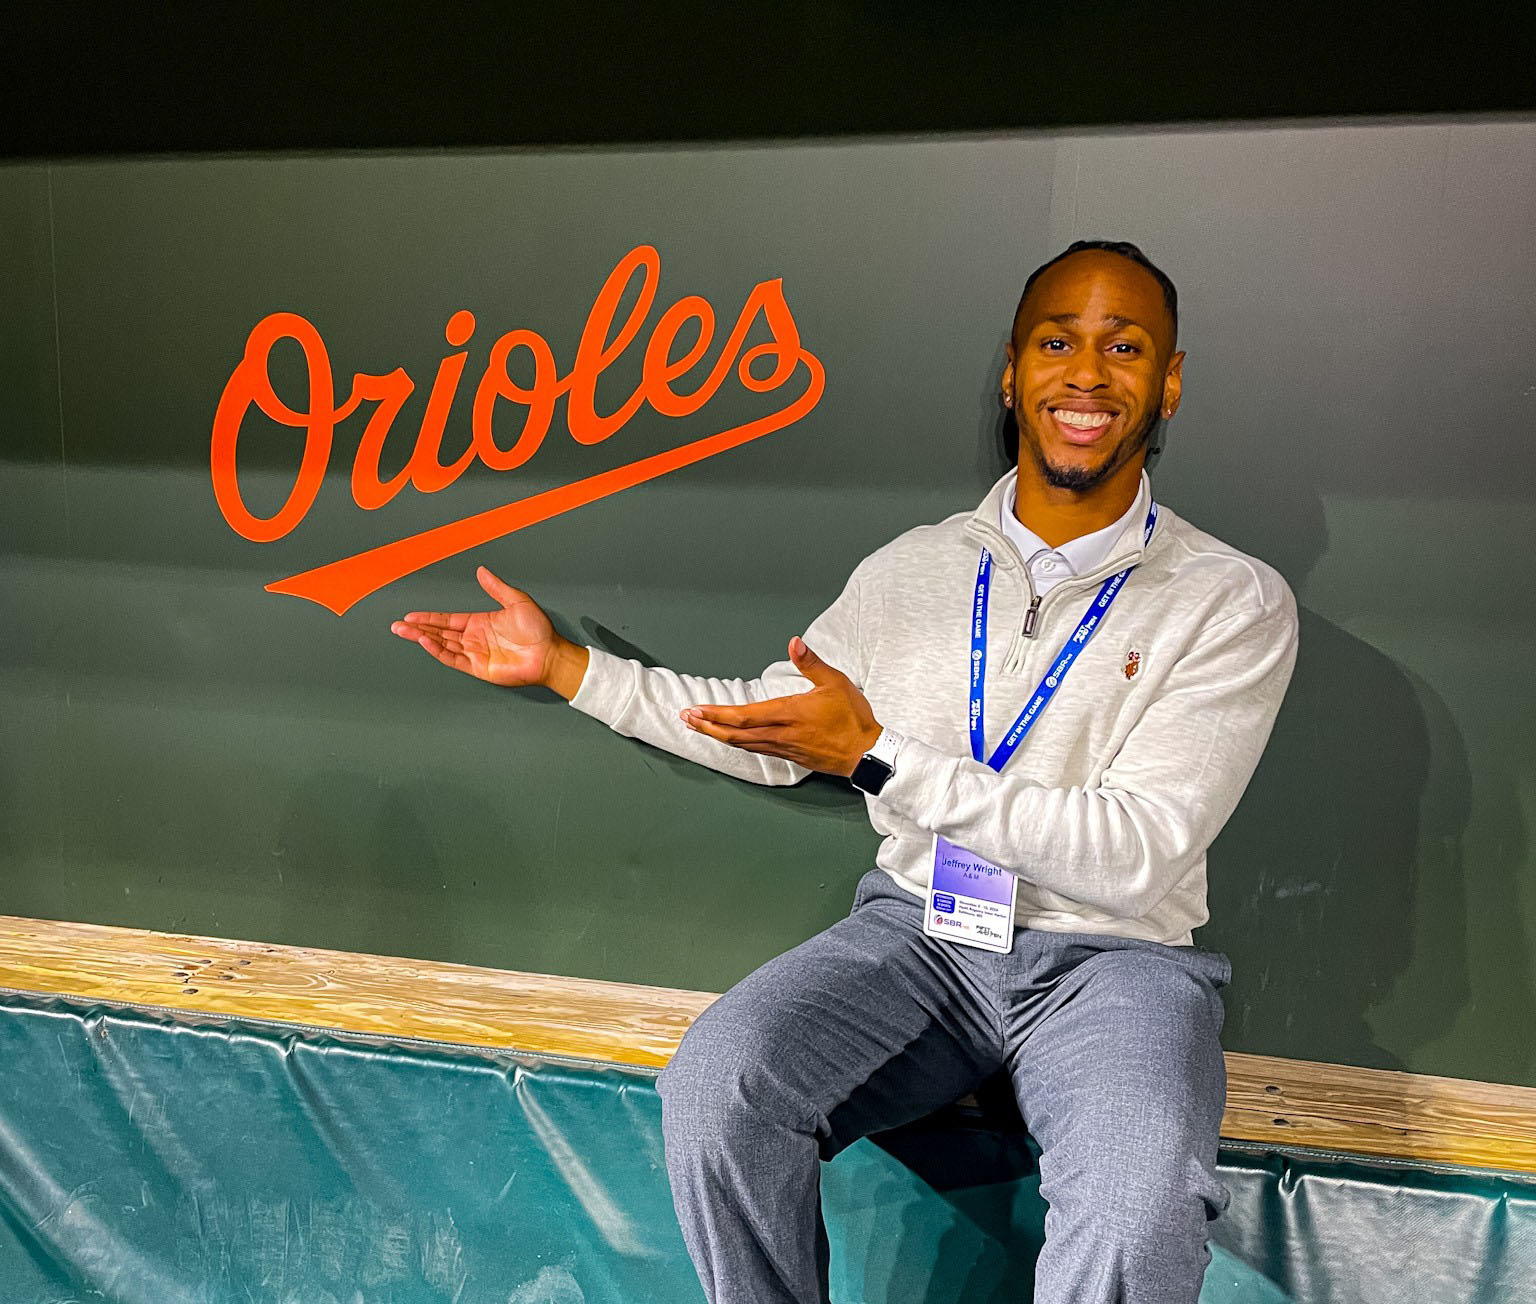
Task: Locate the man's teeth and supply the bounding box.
[1053,409,1114,429]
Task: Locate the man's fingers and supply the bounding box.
[789,636,846,687]
[686,716,790,751]
[684,702,794,728]
[415,632,473,675]
[729,737,802,759]
[392,620,464,655]
[477,566,526,609]
[399,611,469,631]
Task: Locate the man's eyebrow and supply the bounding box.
[1042,312,1148,331]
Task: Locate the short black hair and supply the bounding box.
[1015,239,1178,339]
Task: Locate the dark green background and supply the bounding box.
[2,121,1533,1085]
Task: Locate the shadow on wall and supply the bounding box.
[1166,430,1478,1073]
[1204,603,1446,1070]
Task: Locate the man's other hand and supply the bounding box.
[391,567,589,701]
[681,638,881,778]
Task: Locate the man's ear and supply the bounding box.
[1001,340,1016,408]
[1161,350,1185,418]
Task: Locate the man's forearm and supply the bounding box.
[567,645,812,787]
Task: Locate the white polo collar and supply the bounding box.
[999,469,1151,580]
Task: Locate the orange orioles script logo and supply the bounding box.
[210,245,825,614]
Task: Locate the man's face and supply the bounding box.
[1003,251,1184,493]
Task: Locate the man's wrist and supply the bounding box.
[841,721,883,777]
[544,639,591,702]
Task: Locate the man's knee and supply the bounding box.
[659,996,815,1152]
[1067,951,1230,1120]
[659,1003,738,1126]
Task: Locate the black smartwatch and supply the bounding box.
[850,728,904,796]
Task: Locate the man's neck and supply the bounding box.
[1013,466,1143,549]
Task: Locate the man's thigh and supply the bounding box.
[1003,941,1231,1221]
[659,870,1003,1155]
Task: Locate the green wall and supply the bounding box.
[2,121,1532,1085]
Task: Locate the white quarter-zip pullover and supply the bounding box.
[570,468,1299,945]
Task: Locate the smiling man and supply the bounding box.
[393,240,1299,1303]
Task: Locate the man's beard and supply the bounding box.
[1022,403,1160,492]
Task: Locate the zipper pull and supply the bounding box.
[1023,595,1041,638]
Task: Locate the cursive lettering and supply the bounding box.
[209,246,824,613]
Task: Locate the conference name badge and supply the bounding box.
[924,834,1017,953]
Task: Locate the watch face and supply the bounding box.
[852,755,894,795]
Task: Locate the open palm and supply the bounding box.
[391,567,557,687]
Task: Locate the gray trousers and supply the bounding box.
[657,868,1233,1304]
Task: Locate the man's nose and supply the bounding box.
[1064,352,1110,390]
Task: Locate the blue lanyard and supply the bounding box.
[970,504,1157,771]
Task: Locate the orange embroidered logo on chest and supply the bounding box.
[1123,650,1142,680]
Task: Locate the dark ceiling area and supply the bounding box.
[3,1,1534,159]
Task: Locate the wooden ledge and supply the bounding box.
[1,915,1533,1176]
[0,914,713,1070]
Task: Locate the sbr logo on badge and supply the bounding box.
[924,834,1017,954]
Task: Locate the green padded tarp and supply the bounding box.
[0,992,1530,1303]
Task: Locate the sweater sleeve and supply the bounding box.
[567,563,868,786]
[875,587,1300,918]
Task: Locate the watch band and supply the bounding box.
[866,726,905,768]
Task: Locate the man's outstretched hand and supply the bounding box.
[681,638,881,778]
[391,567,590,701]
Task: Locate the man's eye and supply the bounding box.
[1041,338,1069,351]
[1110,343,1140,355]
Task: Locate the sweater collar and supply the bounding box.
[964,467,1157,574]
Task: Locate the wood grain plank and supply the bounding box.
[1221,1050,1536,1172]
[1,915,1533,1173]
[0,914,714,1069]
